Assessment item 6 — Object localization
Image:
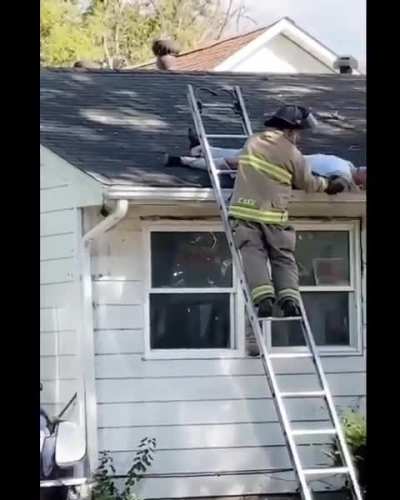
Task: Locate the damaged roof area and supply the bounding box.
[40,69,366,188]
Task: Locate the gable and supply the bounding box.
[220,33,335,74]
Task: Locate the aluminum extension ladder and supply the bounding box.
[186,84,363,500]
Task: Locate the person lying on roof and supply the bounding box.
[165,129,366,191]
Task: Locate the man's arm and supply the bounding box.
[291,152,328,192]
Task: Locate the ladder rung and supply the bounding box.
[269,353,312,359]
[260,316,303,323]
[201,103,235,109]
[215,170,237,175]
[206,134,248,139]
[281,391,326,399]
[291,428,337,437]
[303,467,349,477]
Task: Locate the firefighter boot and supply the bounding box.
[280,298,301,317]
[258,297,274,318]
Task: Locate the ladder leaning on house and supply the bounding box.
[186,84,363,500]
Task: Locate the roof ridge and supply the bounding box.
[130,24,271,70]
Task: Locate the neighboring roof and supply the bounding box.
[40,69,366,189]
[135,26,269,71]
[134,17,345,73]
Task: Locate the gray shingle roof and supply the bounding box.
[40,69,366,188]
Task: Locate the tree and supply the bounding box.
[41,0,102,66]
[83,0,158,68]
[41,0,254,68]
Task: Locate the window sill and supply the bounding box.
[142,348,244,360]
[270,345,363,357]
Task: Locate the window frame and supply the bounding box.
[143,221,245,359]
[143,219,363,359]
[266,219,363,355]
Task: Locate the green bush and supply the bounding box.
[93,437,157,500]
[327,410,366,493]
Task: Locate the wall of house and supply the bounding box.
[227,34,335,74]
[40,162,82,423]
[89,203,366,499]
[40,147,102,426]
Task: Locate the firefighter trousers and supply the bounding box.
[231,219,300,305]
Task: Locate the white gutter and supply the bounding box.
[105,185,366,204]
[105,186,223,203]
[79,199,129,475]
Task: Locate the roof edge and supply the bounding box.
[41,68,365,79]
[104,185,366,204]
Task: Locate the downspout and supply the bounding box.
[79,199,129,475]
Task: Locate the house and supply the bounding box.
[135,17,360,75]
[40,68,366,499]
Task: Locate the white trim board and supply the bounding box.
[215,18,360,74]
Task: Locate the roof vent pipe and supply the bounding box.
[334,56,358,74]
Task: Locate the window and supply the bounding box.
[146,220,362,357]
[146,224,240,355]
[270,221,361,352]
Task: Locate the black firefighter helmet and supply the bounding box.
[264,105,318,130]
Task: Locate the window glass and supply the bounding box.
[272,292,350,347]
[151,232,232,288]
[296,231,350,286]
[150,293,231,349]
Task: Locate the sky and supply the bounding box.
[237,0,366,69]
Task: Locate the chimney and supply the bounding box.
[334,56,358,74]
[152,39,180,71]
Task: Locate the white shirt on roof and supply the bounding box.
[189,147,360,181]
[304,154,355,180]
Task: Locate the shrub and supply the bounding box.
[93,437,157,500]
[326,410,366,494]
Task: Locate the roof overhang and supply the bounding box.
[104,186,366,218]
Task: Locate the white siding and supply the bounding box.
[91,207,366,498]
[227,34,335,74]
[40,146,102,420]
[40,161,81,419]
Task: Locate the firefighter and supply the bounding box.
[229,105,344,318]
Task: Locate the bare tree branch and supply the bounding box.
[216,0,233,39]
[102,35,113,68]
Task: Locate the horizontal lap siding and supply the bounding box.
[135,474,345,499]
[109,446,333,474]
[96,373,366,402]
[97,396,365,428]
[95,354,365,378]
[41,330,77,356]
[93,215,366,498]
[99,420,348,449]
[40,165,81,416]
[41,258,75,284]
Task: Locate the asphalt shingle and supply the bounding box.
[40,69,366,188]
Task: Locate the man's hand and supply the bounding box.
[325,177,346,195]
[225,157,239,170]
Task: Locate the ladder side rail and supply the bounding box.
[194,82,363,499]
[298,301,363,500]
[187,84,314,500]
[234,86,253,136]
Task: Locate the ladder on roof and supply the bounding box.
[186,84,363,500]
